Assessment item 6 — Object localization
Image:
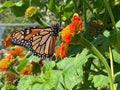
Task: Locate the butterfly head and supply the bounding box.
[51,24,60,36]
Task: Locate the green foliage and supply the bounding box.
[114,72,120,90]
[1,0,120,90]
[27,54,40,62]
[92,75,109,89]
[1,83,16,90]
[16,49,91,90]
[92,35,109,54]
[48,0,57,14]
[112,49,120,64]
[109,20,120,53]
[0,1,23,13]
[114,72,120,83]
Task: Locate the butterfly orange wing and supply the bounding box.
[3,30,17,47]
[10,24,60,59]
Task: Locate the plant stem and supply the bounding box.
[92,63,107,76]
[103,0,117,31]
[109,46,114,77]
[9,64,19,76]
[103,1,118,89]
[109,46,116,90]
[76,35,114,90]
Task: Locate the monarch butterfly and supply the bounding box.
[9,24,60,59]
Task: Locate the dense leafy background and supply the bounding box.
[0,0,120,90]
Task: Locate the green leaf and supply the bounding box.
[17,58,28,72]
[0,0,23,13]
[27,54,40,62]
[92,75,109,89]
[93,0,104,14]
[17,75,45,90]
[55,83,65,90]
[112,4,120,21]
[42,84,51,90]
[42,61,56,72]
[74,48,89,67]
[63,69,79,89]
[103,30,110,37]
[56,49,90,89]
[92,35,109,54]
[48,0,57,14]
[57,57,74,70]
[11,5,27,17]
[115,0,120,5]
[112,49,120,64]
[30,0,44,8]
[50,70,63,89]
[8,0,28,17]
[31,84,43,90]
[67,44,82,57]
[0,1,14,12]
[116,21,120,50]
[0,8,3,13]
[35,60,63,89]
[2,1,14,8]
[17,76,33,90]
[1,83,16,90]
[14,0,23,6]
[114,72,120,83]
[109,20,120,53]
[39,69,63,90]
[63,3,73,20]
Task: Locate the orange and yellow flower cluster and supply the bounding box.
[0,59,9,70]
[0,46,33,75]
[0,46,25,71]
[55,13,83,60]
[20,67,31,74]
[2,33,37,75]
[5,46,25,60]
[25,6,37,18]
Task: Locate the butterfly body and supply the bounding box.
[10,24,60,59]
